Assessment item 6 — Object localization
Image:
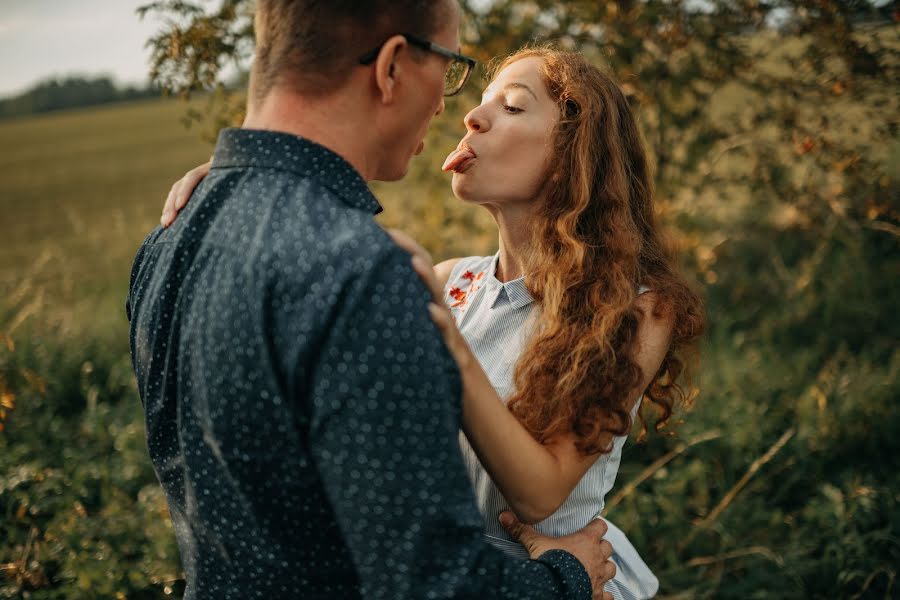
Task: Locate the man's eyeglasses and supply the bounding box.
[358,33,476,97]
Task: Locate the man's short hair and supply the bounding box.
[252,0,450,101]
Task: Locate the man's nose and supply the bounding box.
[435,97,446,117]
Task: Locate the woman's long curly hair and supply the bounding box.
[497,47,706,455]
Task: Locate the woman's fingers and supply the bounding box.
[499,511,544,557]
[385,229,427,259]
[385,229,445,303]
[427,302,454,333]
[386,229,434,267]
[427,303,474,370]
[385,230,464,362]
[161,183,179,226]
[161,175,188,227]
[411,255,443,304]
[177,161,211,211]
[161,160,212,228]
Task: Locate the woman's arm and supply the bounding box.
[453,292,673,523]
[388,230,673,523]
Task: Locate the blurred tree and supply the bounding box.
[0,76,158,119]
[138,0,255,139]
[137,0,897,253]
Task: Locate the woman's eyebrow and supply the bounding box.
[503,82,538,100]
[482,82,538,100]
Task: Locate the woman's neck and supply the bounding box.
[491,203,536,283]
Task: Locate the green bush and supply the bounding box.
[1,331,182,599]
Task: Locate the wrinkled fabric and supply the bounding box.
[126,128,593,600]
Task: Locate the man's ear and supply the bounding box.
[373,35,409,105]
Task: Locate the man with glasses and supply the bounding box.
[358,32,476,97]
[130,1,616,598]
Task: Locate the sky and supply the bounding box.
[0,0,170,97]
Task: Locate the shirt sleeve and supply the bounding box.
[126,239,147,324]
[126,228,163,382]
[125,227,163,324]
[306,242,593,599]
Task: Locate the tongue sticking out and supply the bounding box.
[442,148,476,173]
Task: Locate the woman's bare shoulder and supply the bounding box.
[433,258,463,289]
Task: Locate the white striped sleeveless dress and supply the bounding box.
[444,253,658,600]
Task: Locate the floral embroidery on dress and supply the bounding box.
[447,269,486,309]
[448,287,467,306]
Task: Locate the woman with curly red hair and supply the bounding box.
[393,46,704,598]
[162,46,704,599]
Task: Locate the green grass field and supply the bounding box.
[0,99,212,340]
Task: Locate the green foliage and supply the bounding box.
[1,1,898,598]
[138,0,253,138]
[0,331,182,599]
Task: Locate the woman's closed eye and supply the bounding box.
[503,104,523,114]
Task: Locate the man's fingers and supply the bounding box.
[598,539,613,560]
[602,559,617,583]
[592,562,616,600]
[585,517,609,538]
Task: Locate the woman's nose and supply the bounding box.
[464,107,489,132]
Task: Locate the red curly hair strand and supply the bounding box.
[494,47,706,455]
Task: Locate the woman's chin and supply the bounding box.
[451,174,478,202]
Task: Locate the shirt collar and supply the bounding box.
[210,128,383,215]
[487,253,535,310]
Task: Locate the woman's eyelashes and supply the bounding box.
[500,93,527,113]
[476,93,524,116]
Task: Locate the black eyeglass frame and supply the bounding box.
[358,33,476,97]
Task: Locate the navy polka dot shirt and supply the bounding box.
[127,128,592,599]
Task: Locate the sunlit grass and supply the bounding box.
[0,98,211,340]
